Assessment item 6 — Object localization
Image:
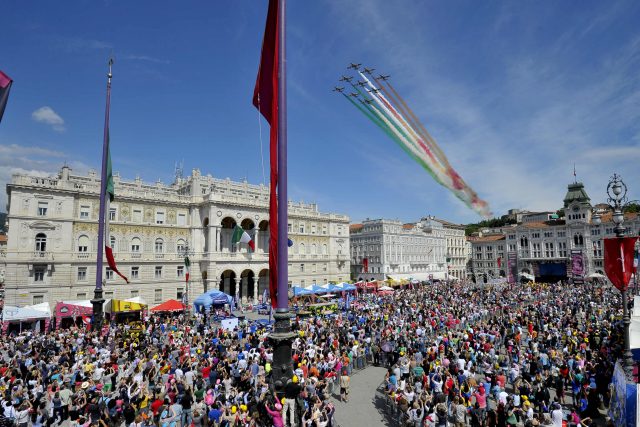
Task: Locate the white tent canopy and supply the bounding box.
[3,305,51,322]
[124,296,147,306]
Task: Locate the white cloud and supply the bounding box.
[31,106,65,132]
[121,54,170,64]
[0,144,91,211]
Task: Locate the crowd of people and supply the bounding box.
[0,280,628,427]
[375,281,624,426]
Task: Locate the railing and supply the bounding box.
[32,251,53,261]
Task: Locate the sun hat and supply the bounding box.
[81,382,89,389]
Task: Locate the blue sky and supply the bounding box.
[1,0,639,224]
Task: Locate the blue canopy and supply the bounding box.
[338,283,357,291]
[311,284,326,294]
[193,290,234,312]
[292,286,314,296]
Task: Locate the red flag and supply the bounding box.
[0,71,13,124]
[254,0,279,309]
[363,258,369,274]
[604,237,638,292]
[497,257,501,268]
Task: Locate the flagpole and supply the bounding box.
[269,0,296,395]
[92,58,113,332]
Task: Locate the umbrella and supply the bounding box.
[319,294,336,298]
[378,285,393,291]
[587,272,605,279]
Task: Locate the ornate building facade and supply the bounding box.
[3,167,350,307]
[349,216,450,282]
[468,181,640,283]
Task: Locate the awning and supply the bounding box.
[387,271,447,281]
[151,299,186,312]
[112,299,146,313]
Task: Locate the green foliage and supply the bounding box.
[624,203,640,213]
[556,208,565,218]
[465,217,516,236]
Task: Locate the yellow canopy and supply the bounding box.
[112,299,146,313]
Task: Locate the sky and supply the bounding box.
[1,0,639,224]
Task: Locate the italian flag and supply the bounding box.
[232,225,255,250]
[184,256,191,283]
[104,130,129,283]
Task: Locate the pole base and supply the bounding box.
[268,308,296,394]
[91,288,105,333]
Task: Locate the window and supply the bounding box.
[80,205,90,219]
[155,266,163,278]
[133,209,142,222]
[299,243,305,254]
[77,267,87,281]
[177,289,184,300]
[130,290,139,298]
[177,213,186,226]
[131,237,141,253]
[322,244,327,255]
[35,233,47,252]
[37,201,48,216]
[177,239,186,254]
[104,291,114,299]
[177,266,184,277]
[311,243,317,255]
[300,264,304,272]
[574,233,584,246]
[557,231,566,238]
[532,243,541,258]
[322,226,327,235]
[311,225,317,234]
[156,211,165,224]
[545,242,554,258]
[591,228,600,236]
[532,233,540,239]
[105,268,114,280]
[288,223,292,233]
[34,266,46,282]
[559,242,567,257]
[299,223,305,233]
[544,231,553,238]
[155,289,163,303]
[301,280,305,286]
[312,263,317,273]
[155,238,164,253]
[32,295,44,305]
[109,208,117,221]
[77,293,87,299]
[130,266,139,279]
[78,235,89,252]
[110,236,117,252]
[593,241,603,257]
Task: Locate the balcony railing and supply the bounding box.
[32,251,53,261]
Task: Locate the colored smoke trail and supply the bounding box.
[336,67,492,218]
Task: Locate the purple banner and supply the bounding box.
[571,250,584,282]
[507,252,517,284]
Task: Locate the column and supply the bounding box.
[253,275,258,302]
[254,229,260,253]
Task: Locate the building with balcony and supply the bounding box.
[350,216,448,282]
[469,181,640,283]
[434,218,468,280]
[3,166,350,307]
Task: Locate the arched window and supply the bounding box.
[311,243,317,255]
[176,239,186,254]
[155,238,164,253]
[110,236,117,251]
[579,234,584,245]
[131,237,142,253]
[78,235,89,252]
[299,243,305,255]
[306,243,311,255]
[35,233,47,252]
[322,244,327,255]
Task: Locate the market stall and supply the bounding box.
[54,300,111,329]
[111,298,147,323]
[150,299,186,313]
[2,303,51,334]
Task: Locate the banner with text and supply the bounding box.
[507,252,517,284]
[571,249,585,283]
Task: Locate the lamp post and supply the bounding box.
[594,173,638,378]
[179,242,194,318]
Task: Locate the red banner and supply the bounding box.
[363,257,369,274]
[604,237,638,292]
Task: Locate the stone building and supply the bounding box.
[3,166,350,307]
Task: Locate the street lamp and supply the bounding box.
[602,173,639,378]
[179,242,194,318]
